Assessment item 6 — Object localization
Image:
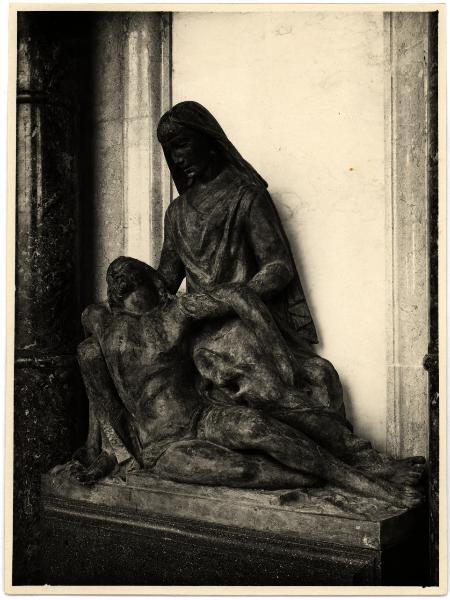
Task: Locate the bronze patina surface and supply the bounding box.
[68,103,425,512]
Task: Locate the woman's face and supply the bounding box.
[165,129,212,184]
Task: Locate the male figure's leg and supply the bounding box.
[198,405,422,508]
[269,390,425,486]
[153,439,318,489]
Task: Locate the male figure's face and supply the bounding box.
[122,284,160,314]
[107,258,163,315]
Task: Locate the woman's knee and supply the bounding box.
[320,357,340,381]
[303,356,339,385]
[235,409,271,442]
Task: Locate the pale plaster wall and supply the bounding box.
[85,13,170,303]
[88,14,125,303]
[173,12,387,449]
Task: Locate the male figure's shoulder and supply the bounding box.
[81,303,110,336]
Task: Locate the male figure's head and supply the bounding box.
[106,256,168,314]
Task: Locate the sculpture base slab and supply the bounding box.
[40,472,429,586]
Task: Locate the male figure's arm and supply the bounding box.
[78,303,144,467]
[158,292,232,348]
[176,291,231,321]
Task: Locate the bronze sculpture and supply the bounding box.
[72,257,422,508]
[70,102,425,509]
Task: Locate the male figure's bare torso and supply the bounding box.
[82,301,201,453]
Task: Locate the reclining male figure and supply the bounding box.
[74,256,423,508]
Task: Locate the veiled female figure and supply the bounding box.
[157,101,344,416]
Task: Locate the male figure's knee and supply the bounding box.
[77,337,102,365]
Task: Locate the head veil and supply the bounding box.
[157,101,318,344]
[157,101,267,195]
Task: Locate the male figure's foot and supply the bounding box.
[355,452,426,487]
[324,452,425,509]
[72,445,101,468]
[70,451,118,485]
[378,456,426,486]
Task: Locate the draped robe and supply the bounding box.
[159,166,318,345]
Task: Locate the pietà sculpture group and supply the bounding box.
[68,101,425,509]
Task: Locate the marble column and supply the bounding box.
[384,12,435,459]
[384,12,440,583]
[14,12,85,584]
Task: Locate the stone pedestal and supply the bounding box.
[40,473,428,586]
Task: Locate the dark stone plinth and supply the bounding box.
[40,473,428,586]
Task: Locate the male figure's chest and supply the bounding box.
[101,310,187,375]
